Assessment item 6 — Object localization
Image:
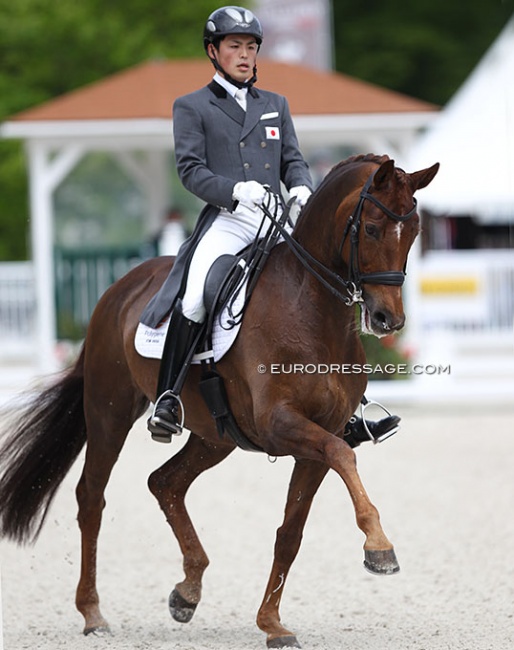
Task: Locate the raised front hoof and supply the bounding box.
[363,548,400,575]
[267,635,301,648]
[168,588,198,623]
[83,625,111,636]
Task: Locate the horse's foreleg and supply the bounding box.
[265,413,399,576]
[257,458,329,648]
[323,435,398,572]
[148,434,235,623]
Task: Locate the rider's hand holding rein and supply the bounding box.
[287,185,312,225]
[289,185,312,208]
[233,180,267,211]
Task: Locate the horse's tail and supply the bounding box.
[0,346,87,545]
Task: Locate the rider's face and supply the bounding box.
[209,34,258,83]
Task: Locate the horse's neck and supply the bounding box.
[289,202,358,339]
[292,203,334,264]
[270,243,361,357]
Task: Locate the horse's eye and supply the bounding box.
[365,223,379,239]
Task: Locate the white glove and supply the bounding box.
[289,185,312,207]
[232,181,267,211]
[287,185,311,227]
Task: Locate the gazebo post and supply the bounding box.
[27,140,85,371]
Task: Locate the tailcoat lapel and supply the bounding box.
[241,88,268,139]
[207,80,245,126]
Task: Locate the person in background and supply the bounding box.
[157,207,187,257]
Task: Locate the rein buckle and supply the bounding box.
[344,283,364,306]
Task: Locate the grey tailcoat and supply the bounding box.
[140,80,312,328]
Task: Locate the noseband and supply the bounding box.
[338,171,418,303]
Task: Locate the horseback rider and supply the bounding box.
[143,5,399,445]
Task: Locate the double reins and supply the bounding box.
[261,169,418,306]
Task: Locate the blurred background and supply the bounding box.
[1,0,513,406]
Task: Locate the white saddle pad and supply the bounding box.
[134,284,245,363]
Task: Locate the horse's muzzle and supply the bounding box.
[361,302,405,337]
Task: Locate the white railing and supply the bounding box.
[1,250,513,362]
[0,262,36,359]
[418,250,514,337]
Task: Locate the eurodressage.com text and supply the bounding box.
[257,363,451,376]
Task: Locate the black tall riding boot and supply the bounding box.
[147,300,203,443]
[343,414,401,448]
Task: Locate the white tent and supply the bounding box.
[409,16,514,222]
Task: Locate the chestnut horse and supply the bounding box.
[0,154,438,648]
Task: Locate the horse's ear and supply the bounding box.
[372,159,396,190]
[410,162,440,191]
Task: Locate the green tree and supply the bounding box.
[1,0,513,259]
[0,0,221,260]
[333,0,513,105]
[0,0,220,116]
[0,142,29,259]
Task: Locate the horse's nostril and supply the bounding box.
[374,311,389,328]
[373,310,404,332]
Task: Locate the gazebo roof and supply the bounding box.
[8,58,435,123]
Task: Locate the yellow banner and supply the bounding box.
[420,277,479,294]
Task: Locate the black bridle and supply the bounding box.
[260,169,418,306]
[338,171,418,298]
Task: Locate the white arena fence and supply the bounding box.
[418,250,514,338]
[1,250,513,361]
[0,262,36,359]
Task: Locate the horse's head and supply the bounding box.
[292,154,438,337]
[338,155,439,337]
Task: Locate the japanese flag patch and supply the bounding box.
[265,126,280,140]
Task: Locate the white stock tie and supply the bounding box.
[234,89,247,111]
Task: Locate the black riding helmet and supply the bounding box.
[203,6,263,88]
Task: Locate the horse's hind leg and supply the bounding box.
[257,458,329,649]
[148,434,235,623]
[75,384,147,635]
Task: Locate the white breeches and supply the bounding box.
[181,203,279,322]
